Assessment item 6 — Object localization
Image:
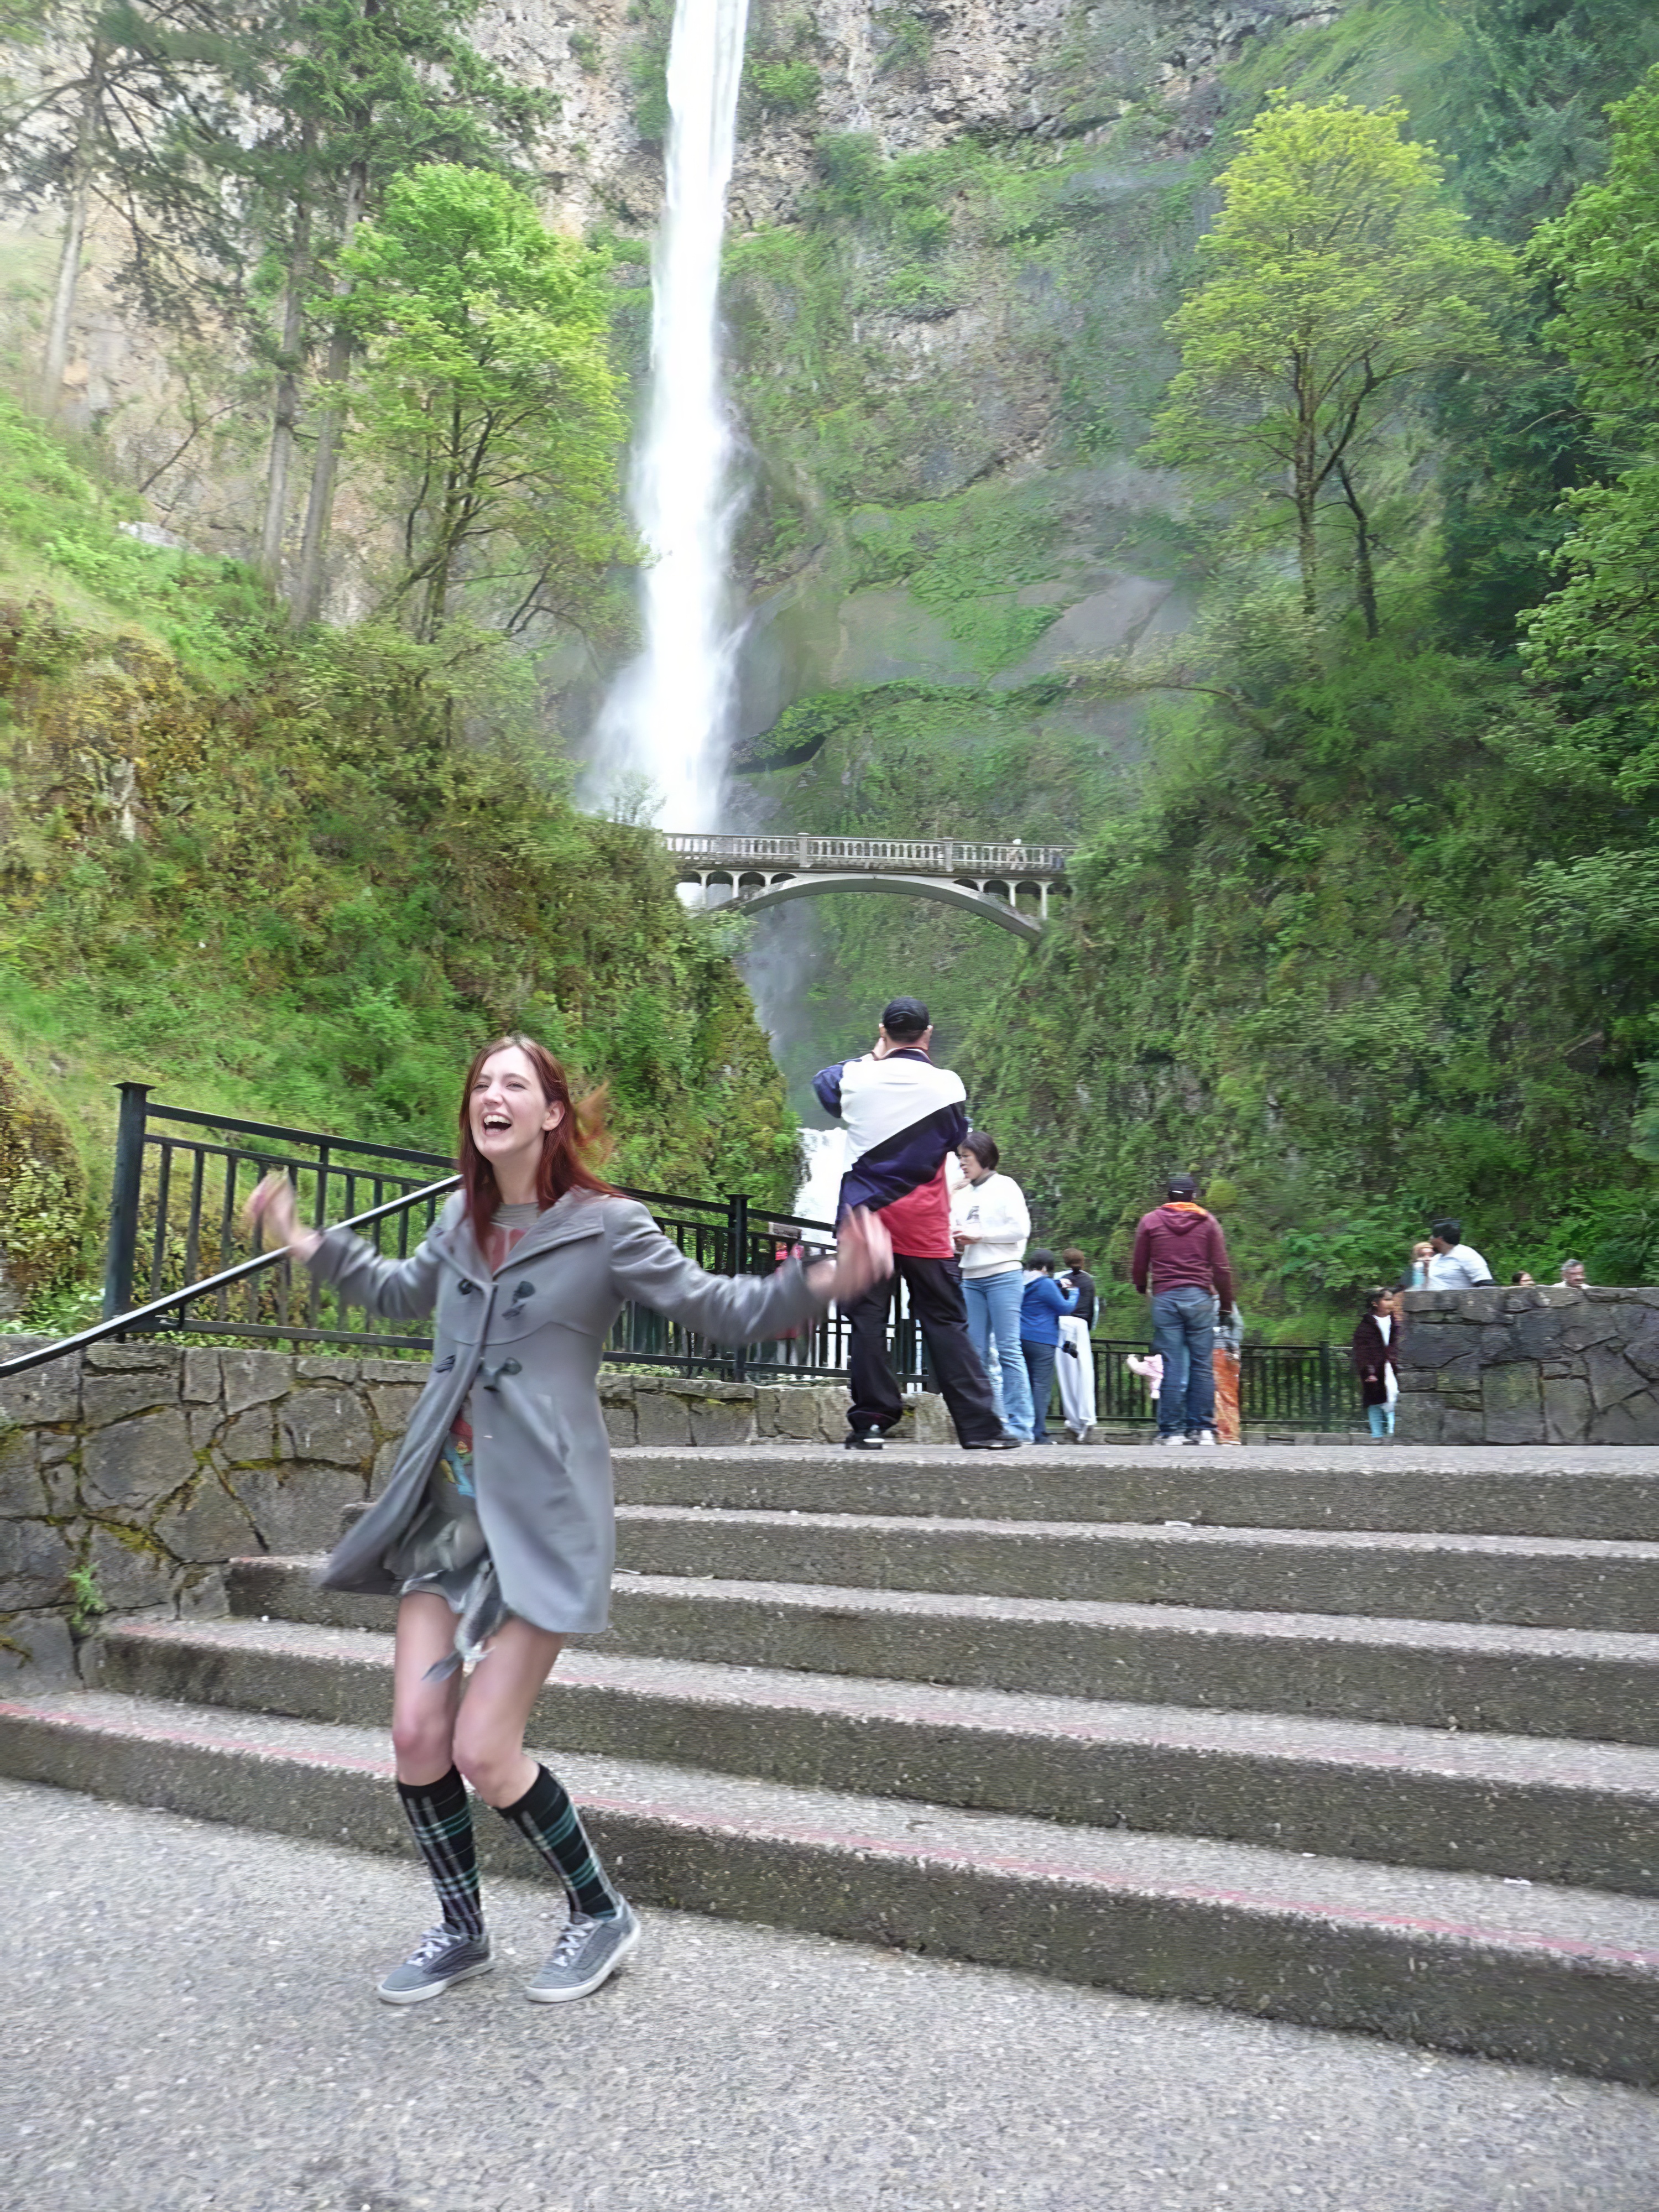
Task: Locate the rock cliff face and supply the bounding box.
[478,0,1338,234]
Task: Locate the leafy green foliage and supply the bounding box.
[1150,93,1519,633]
[747,58,820,115]
[0,408,799,1264]
[340,165,630,643]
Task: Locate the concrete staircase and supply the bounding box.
[4,1442,1659,2085]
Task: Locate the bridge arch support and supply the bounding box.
[740,871,1044,942]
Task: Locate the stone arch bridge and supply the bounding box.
[664,833,1073,942]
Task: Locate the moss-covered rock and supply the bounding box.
[0,1052,88,1316]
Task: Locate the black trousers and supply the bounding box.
[842,1253,1003,1445]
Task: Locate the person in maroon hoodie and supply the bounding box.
[1130,1173,1238,1447]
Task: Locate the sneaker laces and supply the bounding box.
[549,1914,599,1964]
[408,1925,465,1966]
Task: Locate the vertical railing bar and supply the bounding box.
[182,1146,206,1325]
[217,1149,240,1327]
[148,1140,174,1305]
[102,1082,152,1321]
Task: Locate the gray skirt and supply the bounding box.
[383,1455,509,1679]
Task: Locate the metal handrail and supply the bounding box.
[0,1177,460,1382]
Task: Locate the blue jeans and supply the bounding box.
[1021,1338,1060,1443]
[1151,1287,1218,1437]
[964,1270,1033,1439]
[1367,1401,1395,1437]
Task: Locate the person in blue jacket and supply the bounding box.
[1020,1249,1079,1445]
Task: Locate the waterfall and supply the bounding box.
[589,0,752,831]
[795,1125,847,1224]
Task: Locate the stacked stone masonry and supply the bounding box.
[0,1339,953,1681]
[1397,1285,1659,1446]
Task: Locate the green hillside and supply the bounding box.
[0,399,797,1326]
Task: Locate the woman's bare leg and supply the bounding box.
[390,1592,466,1786]
[451,1616,566,1807]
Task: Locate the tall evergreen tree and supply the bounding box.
[0,0,241,412]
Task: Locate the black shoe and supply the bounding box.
[844,1432,885,1451]
[963,1434,1021,1451]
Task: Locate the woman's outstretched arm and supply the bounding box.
[605,1201,891,1345]
[243,1171,445,1321]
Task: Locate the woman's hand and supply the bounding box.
[806,1207,893,1304]
[243,1171,323,1264]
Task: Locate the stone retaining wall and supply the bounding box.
[1397,1285,1659,1444]
[0,1339,948,1681]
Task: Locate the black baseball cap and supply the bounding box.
[880,997,930,1041]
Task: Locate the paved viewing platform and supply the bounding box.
[9,1776,1658,2211]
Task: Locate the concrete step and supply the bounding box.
[608,1446,1659,1541]
[229,1556,1659,1746]
[3,1685,1655,2087]
[88,1613,1659,1896]
[606,1505,1659,1631]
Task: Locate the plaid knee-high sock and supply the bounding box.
[495,1763,620,1918]
[396,1766,484,1938]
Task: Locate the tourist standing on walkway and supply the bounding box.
[247,1035,891,2007]
[1019,1249,1078,1443]
[1351,1287,1399,1438]
[952,1131,1035,1441]
[1407,1240,1433,1288]
[1056,1245,1097,1441]
[1558,1257,1589,1288]
[1426,1218,1494,1288]
[813,998,1014,1452]
[1130,1172,1237,1447]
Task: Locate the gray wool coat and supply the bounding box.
[309,1188,825,1634]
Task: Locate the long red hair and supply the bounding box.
[457,1035,614,1228]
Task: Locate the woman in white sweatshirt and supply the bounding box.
[951,1131,1032,1442]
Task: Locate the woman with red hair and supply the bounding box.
[248,1035,889,2009]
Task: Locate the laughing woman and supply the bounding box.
[247,1035,890,2009]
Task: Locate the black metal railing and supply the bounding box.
[2,1086,1355,1420]
[1089,1338,1356,1431]
[4,1085,906,1385]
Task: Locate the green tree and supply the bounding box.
[1509,67,1659,1140]
[340,164,629,644]
[1150,94,1517,634]
[228,0,547,614]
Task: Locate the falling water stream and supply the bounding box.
[590,0,753,831]
[590,0,835,1216]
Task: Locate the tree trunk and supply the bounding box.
[289,159,367,627]
[1293,372,1319,621]
[39,45,103,414]
[258,171,313,587]
[1335,460,1380,639]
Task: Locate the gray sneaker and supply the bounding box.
[377,1924,493,2006]
[525,1901,641,2004]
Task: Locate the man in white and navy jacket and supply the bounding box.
[813,997,1015,1451]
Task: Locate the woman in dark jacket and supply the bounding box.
[249,1034,890,2009]
[1351,1287,1400,1439]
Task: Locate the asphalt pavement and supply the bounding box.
[4,1777,1657,2212]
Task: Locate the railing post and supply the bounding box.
[1318,1342,1333,1430]
[727,1191,750,1384]
[103,1082,152,1321]
[796,832,810,867]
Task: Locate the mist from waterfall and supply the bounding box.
[588,0,752,832]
